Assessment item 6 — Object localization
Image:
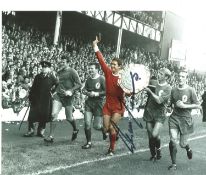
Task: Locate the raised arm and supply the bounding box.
[93,36,109,74]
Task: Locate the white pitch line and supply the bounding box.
[25,134,206,175]
[188,134,206,141]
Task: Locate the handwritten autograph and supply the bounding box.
[112,72,143,153]
[130,71,141,94]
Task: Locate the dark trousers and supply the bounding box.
[28,120,46,132]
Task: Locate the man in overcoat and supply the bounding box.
[24,61,58,137]
[201,88,206,122]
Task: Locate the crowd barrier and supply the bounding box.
[1,106,200,122]
[1,107,145,122]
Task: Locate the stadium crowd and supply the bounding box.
[116,11,162,30]
[2,12,206,114]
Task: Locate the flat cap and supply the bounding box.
[40,61,51,68]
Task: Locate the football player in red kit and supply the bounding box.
[93,37,125,155]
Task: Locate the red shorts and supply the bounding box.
[102,102,125,116]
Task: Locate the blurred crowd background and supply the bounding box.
[2,12,206,114]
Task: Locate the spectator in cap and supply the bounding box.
[201,86,206,122]
[40,61,51,68]
[24,61,58,137]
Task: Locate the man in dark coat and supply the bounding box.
[201,88,206,122]
[24,61,58,137]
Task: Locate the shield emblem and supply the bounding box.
[118,64,150,94]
